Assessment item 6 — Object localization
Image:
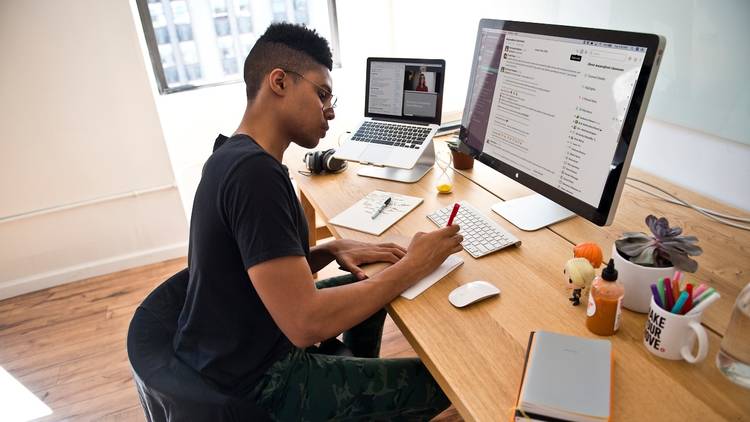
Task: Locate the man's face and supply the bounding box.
[285,66,335,149]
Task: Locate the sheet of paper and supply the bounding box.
[400,254,464,300]
[329,190,423,236]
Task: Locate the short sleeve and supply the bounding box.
[220,155,305,270]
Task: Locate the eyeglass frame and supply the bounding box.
[281,69,337,112]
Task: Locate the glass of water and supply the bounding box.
[716,283,750,388]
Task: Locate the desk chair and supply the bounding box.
[127,268,355,421]
[126,268,270,421]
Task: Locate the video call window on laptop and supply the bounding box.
[335,58,445,178]
[366,59,444,123]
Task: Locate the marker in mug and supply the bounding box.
[673,270,683,285]
[657,278,666,308]
[692,283,708,299]
[671,291,689,314]
[694,287,717,305]
[682,284,694,314]
[446,203,461,226]
[664,277,674,310]
[651,284,663,309]
[687,291,721,316]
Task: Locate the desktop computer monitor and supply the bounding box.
[457,19,665,230]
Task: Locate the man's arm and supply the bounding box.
[307,243,335,274]
[307,239,406,276]
[248,226,462,348]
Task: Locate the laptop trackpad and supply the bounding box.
[362,144,392,165]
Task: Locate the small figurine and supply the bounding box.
[564,257,595,306]
[573,242,603,268]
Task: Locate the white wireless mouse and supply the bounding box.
[448,281,501,308]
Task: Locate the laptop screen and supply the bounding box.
[364,58,445,125]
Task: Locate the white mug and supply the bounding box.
[643,296,708,363]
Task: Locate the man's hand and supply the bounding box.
[328,239,407,280]
[401,225,463,280]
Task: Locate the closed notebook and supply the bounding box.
[515,331,613,422]
[329,190,423,236]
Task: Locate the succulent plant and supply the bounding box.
[446,137,460,151]
[615,215,702,272]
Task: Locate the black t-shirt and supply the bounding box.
[173,134,309,395]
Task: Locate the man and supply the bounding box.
[174,22,463,420]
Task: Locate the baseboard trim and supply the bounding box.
[0,242,188,300]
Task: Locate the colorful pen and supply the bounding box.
[664,278,674,310]
[682,284,694,314]
[657,278,666,308]
[671,291,689,314]
[693,283,708,299]
[687,292,721,316]
[671,278,680,303]
[446,203,461,226]
[673,270,683,285]
[651,284,663,309]
[694,287,717,305]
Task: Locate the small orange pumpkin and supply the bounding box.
[574,242,603,268]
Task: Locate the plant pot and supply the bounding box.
[612,244,675,313]
[450,149,474,170]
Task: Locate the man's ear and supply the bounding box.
[268,68,287,96]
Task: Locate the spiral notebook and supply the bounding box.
[329,190,423,236]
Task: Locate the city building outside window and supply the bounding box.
[136,0,340,94]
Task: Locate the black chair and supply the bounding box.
[126,269,271,421]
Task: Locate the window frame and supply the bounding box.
[135,0,341,95]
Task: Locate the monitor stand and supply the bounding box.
[357,142,435,183]
[491,194,575,231]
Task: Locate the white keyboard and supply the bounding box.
[427,201,521,258]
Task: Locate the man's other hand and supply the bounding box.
[329,239,407,280]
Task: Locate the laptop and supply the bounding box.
[334,57,445,170]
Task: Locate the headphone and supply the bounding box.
[302,148,348,175]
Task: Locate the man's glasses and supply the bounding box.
[283,69,337,112]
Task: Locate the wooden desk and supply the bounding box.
[284,141,750,421]
[446,138,750,337]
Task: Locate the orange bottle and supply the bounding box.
[586,259,624,336]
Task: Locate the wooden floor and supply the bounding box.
[0,255,461,421]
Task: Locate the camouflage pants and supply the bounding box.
[250,274,450,421]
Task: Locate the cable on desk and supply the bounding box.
[625,177,750,231]
[626,177,750,222]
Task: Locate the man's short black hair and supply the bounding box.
[243,22,333,100]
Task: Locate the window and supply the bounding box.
[136,0,340,94]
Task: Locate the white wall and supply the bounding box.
[0,0,189,299]
[146,0,749,216]
[631,118,750,211]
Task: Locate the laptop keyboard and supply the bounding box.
[350,121,432,149]
[427,201,521,259]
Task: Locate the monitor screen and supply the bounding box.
[459,20,664,226]
[365,58,445,125]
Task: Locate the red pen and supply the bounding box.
[446,203,461,226]
[682,283,694,314]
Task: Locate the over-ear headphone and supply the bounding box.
[302,148,347,175]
